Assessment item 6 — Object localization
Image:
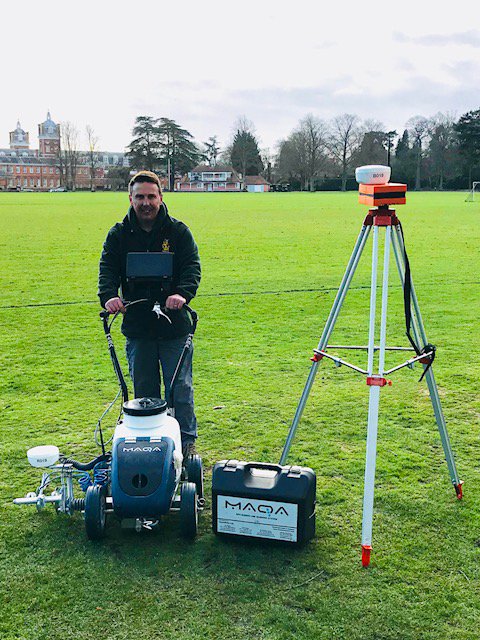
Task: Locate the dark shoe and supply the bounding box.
[182,440,197,459]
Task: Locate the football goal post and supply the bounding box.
[465,181,480,202]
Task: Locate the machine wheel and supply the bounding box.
[84,484,107,540]
[185,454,204,500]
[180,482,198,539]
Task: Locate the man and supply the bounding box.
[98,170,201,456]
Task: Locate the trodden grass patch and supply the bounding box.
[0,191,479,640]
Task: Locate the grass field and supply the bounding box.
[0,191,479,640]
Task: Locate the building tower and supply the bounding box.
[38,111,60,157]
[9,121,30,150]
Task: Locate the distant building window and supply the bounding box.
[30,167,34,173]
[56,169,59,174]
[30,179,34,186]
[23,179,27,186]
[50,168,54,174]
[16,167,20,173]
[43,179,47,186]
[23,167,27,173]
[37,167,40,173]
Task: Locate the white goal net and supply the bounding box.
[465,181,480,201]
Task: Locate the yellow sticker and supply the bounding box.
[162,239,170,252]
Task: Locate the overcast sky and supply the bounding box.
[2,0,479,154]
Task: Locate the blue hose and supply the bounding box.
[78,472,92,492]
[93,464,109,486]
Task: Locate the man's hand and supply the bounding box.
[166,294,187,310]
[105,297,126,314]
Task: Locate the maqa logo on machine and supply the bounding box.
[162,239,170,252]
[122,446,163,453]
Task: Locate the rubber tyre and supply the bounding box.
[185,454,204,499]
[84,484,107,540]
[180,482,198,539]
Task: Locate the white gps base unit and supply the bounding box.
[27,445,60,468]
[355,165,391,185]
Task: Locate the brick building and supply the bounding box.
[0,112,129,191]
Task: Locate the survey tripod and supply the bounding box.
[280,193,463,567]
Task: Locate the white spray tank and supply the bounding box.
[113,397,183,482]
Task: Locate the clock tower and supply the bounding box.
[38,111,60,157]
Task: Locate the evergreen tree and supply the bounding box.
[392,130,415,184]
[127,116,160,171]
[352,130,388,167]
[230,129,263,178]
[157,118,201,190]
[454,108,480,186]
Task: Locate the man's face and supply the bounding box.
[129,181,162,228]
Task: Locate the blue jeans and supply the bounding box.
[125,335,197,443]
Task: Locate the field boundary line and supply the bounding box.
[0,280,478,310]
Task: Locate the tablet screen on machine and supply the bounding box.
[126,252,174,281]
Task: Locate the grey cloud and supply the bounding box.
[127,74,480,148]
[393,30,480,47]
[444,59,479,80]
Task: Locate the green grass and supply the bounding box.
[0,191,479,640]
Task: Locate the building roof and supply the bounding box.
[190,164,236,173]
[245,175,270,185]
[0,155,56,166]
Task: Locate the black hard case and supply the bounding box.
[212,460,316,544]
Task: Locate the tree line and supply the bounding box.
[126,109,480,191]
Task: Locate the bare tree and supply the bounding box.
[406,116,429,190]
[299,114,328,191]
[61,121,80,190]
[203,136,221,166]
[427,113,457,190]
[276,135,305,188]
[276,115,327,190]
[260,147,273,182]
[327,114,362,191]
[86,125,100,191]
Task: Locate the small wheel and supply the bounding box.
[185,454,204,499]
[84,485,107,540]
[180,482,198,539]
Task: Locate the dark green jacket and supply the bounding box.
[98,202,201,339]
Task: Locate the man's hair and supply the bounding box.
[128,170,162,194]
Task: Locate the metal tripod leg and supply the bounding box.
[279,224,372,465]
[361,225,391,567]
[391,225,462,496]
